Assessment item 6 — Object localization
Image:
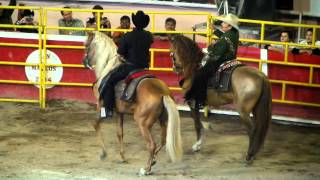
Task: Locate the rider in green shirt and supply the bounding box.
[185,13,240,107]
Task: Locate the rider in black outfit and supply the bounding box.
[100,10,153,119]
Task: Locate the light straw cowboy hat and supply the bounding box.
[216,13,239,30]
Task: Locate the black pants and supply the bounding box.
[185,61,219,105]
[101,63,136,110]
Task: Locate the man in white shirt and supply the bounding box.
[265,30,292,53]
[292,28,320,55]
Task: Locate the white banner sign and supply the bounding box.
[25,50,63,89]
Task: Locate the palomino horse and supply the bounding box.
[83,31,182,175]
[170,35,272,164]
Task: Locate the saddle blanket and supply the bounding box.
[99,69,156,103]
[208,60,243,92]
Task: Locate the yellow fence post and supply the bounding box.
[41,8,48,108]
[38,7,43,108]
[260,23,265,41]
[207,14,212,46]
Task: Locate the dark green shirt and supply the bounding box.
[207,28,239,64]
[58,18,85,36]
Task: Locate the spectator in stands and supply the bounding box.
[15,9,38,33]
[154,17,177,41]
[17,2,26,22]
[86,5,111,37]
[58,6,85,36]
[292,28,320,55]
[265,30,292,53]
[0,0,17,31]
[112,15,131,46]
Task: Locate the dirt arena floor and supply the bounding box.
[0,100,319,180]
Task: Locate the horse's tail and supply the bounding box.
[251,77,272,156]
[162,95,183,162]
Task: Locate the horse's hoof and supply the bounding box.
[100,151,107,160]
[192,146,201,152]
[117,160,128,164]
[192,141,202,152]
[137,168,151,176]
[245,155,255,166]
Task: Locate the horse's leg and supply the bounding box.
[188,102,203,152]
[152,115,167,166]
[248,78,272,165]
[93,119,108,160]
[137,119,157,176]
[117,113,126,163]
[238,108,256,165]
[155,118,166,155]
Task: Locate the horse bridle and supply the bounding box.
[170,51,183,74]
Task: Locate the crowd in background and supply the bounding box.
[0,0,178,46]
[264,29,320,55]
[0,0,319,55]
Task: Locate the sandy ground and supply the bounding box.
[0,100,319,180]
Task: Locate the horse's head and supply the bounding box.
[169,35,204,78]
[83,31,120,79]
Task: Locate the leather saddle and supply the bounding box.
[207,60,244,92]
[99,69,156,103]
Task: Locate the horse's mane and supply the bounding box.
[170,35,204,77]
[90,31,121,86]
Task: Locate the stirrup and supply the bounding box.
[99,107,113,120]
[185,99,196,107]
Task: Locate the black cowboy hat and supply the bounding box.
[132,10,149,29]
[22,9,34,18]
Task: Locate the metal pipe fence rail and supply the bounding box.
[0,5,319,108]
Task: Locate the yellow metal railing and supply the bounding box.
[0,6,319,108]
[235,18,320,107]
[0,6,43,106]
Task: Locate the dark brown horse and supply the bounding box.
[83,31,183,175]
[170,35,272,164]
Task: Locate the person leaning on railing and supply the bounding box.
[86,5,111,37]
[15,9,38,33]
[264,30,293,53]
[58,6,85,36]
[112,15,131,46]
[0,0,16,31]
[292,28,320,56]
[154,17,177,41]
